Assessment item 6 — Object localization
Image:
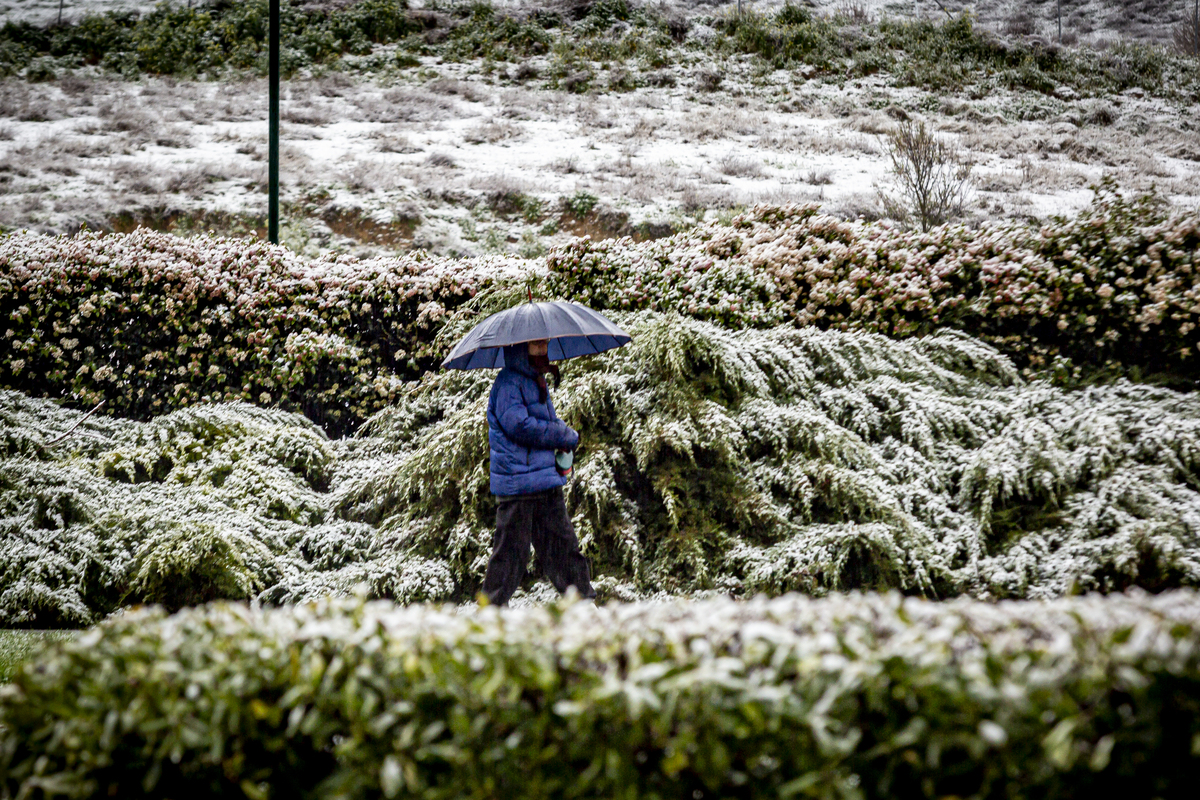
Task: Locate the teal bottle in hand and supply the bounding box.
[555,449,573,478]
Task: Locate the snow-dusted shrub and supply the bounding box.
[716,7,1200,98]
[880,119,974,231]
[0,0,419,78]
[545,183,1200,379]
[0,390,332,625]
[6,312,1200,623]
[0,228,533,436]
[327,312,1200,603]
[3,187,1196,439]
[3,592,1200,799]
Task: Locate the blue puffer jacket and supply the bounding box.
[488,344,579,496]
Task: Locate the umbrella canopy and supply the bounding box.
[441,301,631,370]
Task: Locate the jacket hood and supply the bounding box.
[502,343,540,379]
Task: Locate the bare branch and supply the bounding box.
[879,120,973,231]
[46,400,106,446]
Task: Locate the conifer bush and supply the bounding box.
[332,312,1200,604]
[2,591,1199,799]
[0,389,336,625]
[5,314,1200,625]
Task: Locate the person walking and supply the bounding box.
[481,338,596,606]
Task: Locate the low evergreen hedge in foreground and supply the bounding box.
[2,591,1199,799]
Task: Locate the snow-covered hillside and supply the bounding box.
[2,0,1197,256]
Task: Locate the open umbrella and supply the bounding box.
[441,300,631,370]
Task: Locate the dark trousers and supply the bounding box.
[482,486,596,606]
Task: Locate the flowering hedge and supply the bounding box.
[544,183,1200,382]
[3,186,1198,438]
[3,591,1200,799]
[0,228,532,436]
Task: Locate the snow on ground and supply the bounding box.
[1,0,1198,257]
[0,0,159,26]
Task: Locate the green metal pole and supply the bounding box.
[268,0,280,244]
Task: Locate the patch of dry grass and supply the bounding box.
[463,119,522,144]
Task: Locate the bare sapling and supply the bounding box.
[879,119,973,232]
[1175,0,1200,58]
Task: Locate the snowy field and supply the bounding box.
[1,1,1198,256]
[6,63,1195,255]
[0,0,151,26]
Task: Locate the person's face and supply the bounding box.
[528,340,549,357]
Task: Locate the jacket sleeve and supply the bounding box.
[496,381,579,451]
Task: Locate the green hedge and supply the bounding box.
[0,229,530,436]
[543,184,1200,384]
[3,591,1200,798]
[3,187,1198,439]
